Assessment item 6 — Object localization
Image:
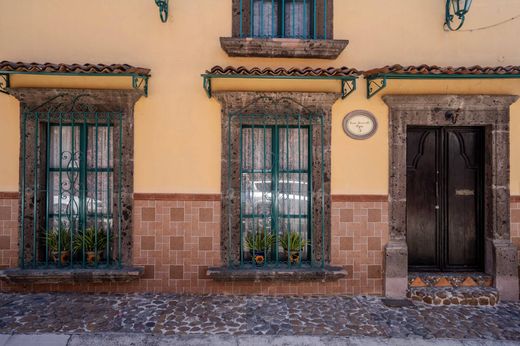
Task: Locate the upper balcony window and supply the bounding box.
[220,0,348,59]
[250,0,313,39]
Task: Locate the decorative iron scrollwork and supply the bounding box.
[0,74,10,94]
[367,78,387,99]
[155,0,169,23]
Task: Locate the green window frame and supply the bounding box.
[239,121,315,267]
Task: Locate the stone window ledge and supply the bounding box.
[207,266,347,282]
[0,267,144,284]
[220,37,348,59]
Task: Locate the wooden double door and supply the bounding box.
[406,127,484,271]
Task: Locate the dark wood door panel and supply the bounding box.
[406,126,484,272]
[406,128,438,269]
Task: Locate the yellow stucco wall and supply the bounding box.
[0,0,519,194]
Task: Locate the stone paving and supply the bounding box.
[0,293,519,341]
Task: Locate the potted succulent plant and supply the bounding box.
[45,226,72,264]
[280,231,308,264]
[245,231,274,266]
[73,226,107,265]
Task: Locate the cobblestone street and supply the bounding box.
[0,293,519,341]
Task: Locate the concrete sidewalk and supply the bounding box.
[0,334,519,346]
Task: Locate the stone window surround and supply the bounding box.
[211,91,346,280]
[220,0,349,59]
[383,94,519,301]
[4,87,143,282]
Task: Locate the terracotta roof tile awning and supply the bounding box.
[202,66,360,100]
[363,64,520,77]
[0,61,151,76]
[206,66,361,78]
[364,64,520,99]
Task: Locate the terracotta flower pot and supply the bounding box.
[51,250,70,264]
[86,251,103,265]
[285,250,301,264]
[250,251,265,266]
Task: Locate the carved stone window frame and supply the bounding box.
[383,94,519,301]
[6,88,142,280]
[210,92,344,280]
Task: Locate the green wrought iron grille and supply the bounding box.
[19,95,124,269]
[240,0,329,39]
[226,110,326,268]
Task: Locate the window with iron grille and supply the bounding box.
[233,0,333,40]
[221,96,331,269]
[19,95,126,269]
[240,125,311,266]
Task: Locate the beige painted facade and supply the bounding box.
[0,0,519,195]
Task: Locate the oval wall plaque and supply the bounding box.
[343,110,378,140]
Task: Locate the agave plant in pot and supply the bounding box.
[245,231,274,266]
[45,226,72,265]
[280,231,308,264]
[73,227,108,265]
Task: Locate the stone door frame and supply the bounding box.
[383,95,519,301]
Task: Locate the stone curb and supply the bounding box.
[1,334,520,346]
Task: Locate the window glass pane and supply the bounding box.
[284,0,311,38]
[242,127,273,171]
[252,0,279,37]
[279,127,308,171]
[49,126,80,169]
[277,173,308,216]
[87,126,113,169]
[241,173,272,215]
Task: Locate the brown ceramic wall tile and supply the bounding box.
[340,209,353,222]
[368,237,381,251]
[199,237,213,251]
[340,237,354,251]
[141,236,156,250]
[170,265,184,279]
[142,207,156,222]
[143,265,155,279]
[368,265,382,279]
[368,209,381,222]
[0,207,10,221]
[170,236,184,250]
[199,208,213,222]
[0,236,10,250]
[170,208,184,222]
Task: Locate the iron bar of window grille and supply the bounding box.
[320,113,325,268]
[303,0,307,38]
[106,113,111,266]
[227,113,232,267]
[281,0,285,38]
[313,0,317,39]
[239,114,244,267]
[262,116,267,267]
[45,112,50,267]
[285,114,290,266]
[33,112,39,267]
[271,0,275,38]
[240,0,243,38]
[95,114,99,267]
[20,112,26,268]
[81,114,87,267]
[250,0,254,37]
[308,121,313,265]
[298,114,302,267]
[70,115,75,268]
[58,114,63,268]
[273,117,279,266]
[260,0,264,37]
[323,0,327,39]
[291,0,295,39]
[118,112,123,268]
[252,123,256,265]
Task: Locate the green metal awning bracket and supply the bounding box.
[155,0,169,23]
[201,74,358,99]
[0,71,150,97]
[366,73,520,99]
[0,73,10,94]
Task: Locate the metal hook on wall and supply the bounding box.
[155,0,169,23]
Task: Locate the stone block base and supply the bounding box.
[408,287,499,306]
